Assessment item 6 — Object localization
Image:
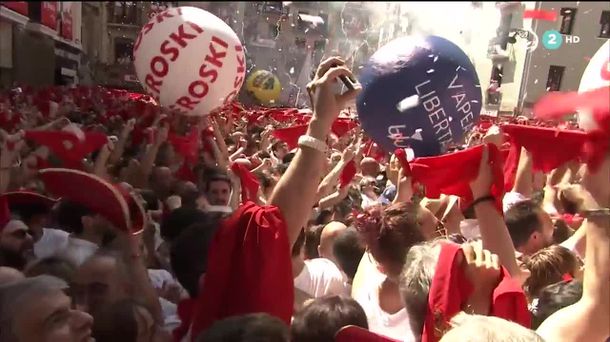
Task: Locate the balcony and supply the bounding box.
[106,2,145,27]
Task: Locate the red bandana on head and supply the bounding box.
[421,243,530,342]
[186,202,293,341]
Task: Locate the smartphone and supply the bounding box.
[331,63,359,92]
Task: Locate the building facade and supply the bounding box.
[0,1,83,88]
[519,1,609,115]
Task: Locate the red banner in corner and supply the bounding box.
[61,8,73,40]
[1,2,29,16]
[41,2,57,30]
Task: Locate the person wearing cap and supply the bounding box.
[0,275,94,341]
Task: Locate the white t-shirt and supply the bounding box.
[354,275,416,342]
[34,228,70,259]
[57,237,99,267]
[294,258,349,298]
[361,194,378,210]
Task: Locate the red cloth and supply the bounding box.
[502,125,588,192]
[187,202,293,341]
[332,118,358,138]
[363,140,386,162]
[410,144,504,212]
[422,242,473,342]
[339,160,357,188]
[422,243,530,342]
[230,163,260,202]
[394,148,412,177]
[169,128,200,165]
[271,124,308,150]
[24,130,108,169]
[533,87,610,170]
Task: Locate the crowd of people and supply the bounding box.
[0,57,608,342]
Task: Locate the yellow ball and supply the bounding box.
[245,70,282,104]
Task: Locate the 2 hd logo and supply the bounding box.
[542,30,580,50]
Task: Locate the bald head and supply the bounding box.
[0,267,24,285]
[318,221,347,263]
[360,157,380,177]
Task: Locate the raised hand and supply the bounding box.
[306,57,361,132]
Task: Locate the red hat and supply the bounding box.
[533,86,610,171]
[271,124,308,150]
[421,242,529,342]
[0,191,58,213]
[38,168,145,233]
[335,325,399,342]
[24,130,108,169]
[230,162,260,202]
[339,160,357,188]
[502,125,588,192]
[187,202,293,340]
[409,144,504,212]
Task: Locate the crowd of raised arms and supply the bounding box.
[0,57,608,342]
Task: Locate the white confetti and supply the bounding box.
[289,67,295,74]
[396,94,420,113]
[434,56,438,62]
[534,79,539,84]
[427,69,435,74]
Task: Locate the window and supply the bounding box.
[546,65,565,92]
[490,64,504,87]
[600,11,610,38]
[559,8,577,35]
[107,2,140,25]
[261,2,283,14]
[115,37,134,65]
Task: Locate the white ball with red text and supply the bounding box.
[577,40,609,131]
[133,6,246,116]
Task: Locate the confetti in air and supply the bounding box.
[397,94,420,112]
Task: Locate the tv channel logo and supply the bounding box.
[542,30,580,50]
